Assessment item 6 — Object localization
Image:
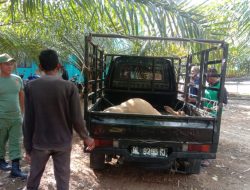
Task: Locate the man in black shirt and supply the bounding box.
[23,49,95,190]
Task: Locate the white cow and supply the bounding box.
[103,98,161,115]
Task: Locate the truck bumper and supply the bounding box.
[90,147,216,162]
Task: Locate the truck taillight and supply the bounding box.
[187,144,210,152]
[94,139,113,147]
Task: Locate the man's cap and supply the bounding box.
[0,53,15,64]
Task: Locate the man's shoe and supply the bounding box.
[10,161,28,180]
[0,159,12,171]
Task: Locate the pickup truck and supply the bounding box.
[83,34,228,174]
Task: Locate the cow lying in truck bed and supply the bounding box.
[104,98,161,115]
[104,98,185,116]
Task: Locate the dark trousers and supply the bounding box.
[27,147,71,190]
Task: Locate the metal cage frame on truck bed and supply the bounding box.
[83,33,228,119]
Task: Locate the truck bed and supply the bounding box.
[88,98,216,145]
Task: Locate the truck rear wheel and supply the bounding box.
[90,152,105,170]
[176,159,201,174]
[186,159,201,174]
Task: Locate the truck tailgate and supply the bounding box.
[88,112,215,143]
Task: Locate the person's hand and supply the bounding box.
[25,153,31,164]
[84,137,95,151]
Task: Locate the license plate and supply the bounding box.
[131,146,168,157]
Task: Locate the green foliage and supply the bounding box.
[0,0,249,77]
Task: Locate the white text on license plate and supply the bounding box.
[131,147,167,157]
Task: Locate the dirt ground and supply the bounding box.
[0,97,250,190]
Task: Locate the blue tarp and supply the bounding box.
[15,58,84,83]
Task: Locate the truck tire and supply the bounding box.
[176,159,201,174]
[185,159,201,174]
[90,152,105,170]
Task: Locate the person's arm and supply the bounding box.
[70,85,89,138]
[69,85,95,150]
[19,89,24,115]
[22,84,35,155]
